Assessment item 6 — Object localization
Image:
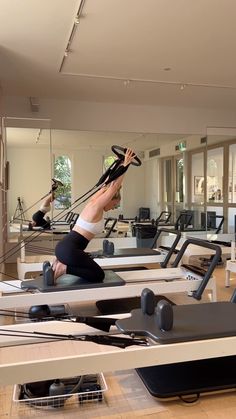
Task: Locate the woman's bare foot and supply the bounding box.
[52,259,67,282]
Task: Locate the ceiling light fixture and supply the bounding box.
[59,0,86,72]
[29,97,39,113]
[123,80,131,87]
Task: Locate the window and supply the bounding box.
[104,155,116,171]
[207,147,223,203]
[54,155,71,209]
[228,144,236,203]
[175,157,184,203]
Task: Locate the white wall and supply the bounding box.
[143,158,160,219]
[7,147,51,221]
[3,96,236,135]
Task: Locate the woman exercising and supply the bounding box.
[53,148,136,282]
[28,193,54,230]
[28,179,63,230]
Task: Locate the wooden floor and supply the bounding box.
[1,262,236,418]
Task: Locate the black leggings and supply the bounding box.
[55,230,105,282]
[32,210,51,229]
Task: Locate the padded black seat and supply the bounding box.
[116,301,236,344]
[21,270,125,293]
[136,356,236,399]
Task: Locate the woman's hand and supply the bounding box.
[124,148,136,166]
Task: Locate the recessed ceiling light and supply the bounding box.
[123,80,131,87]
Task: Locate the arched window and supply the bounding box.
[54,155,71,209]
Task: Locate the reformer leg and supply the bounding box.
[43,260,51,275]
[230,288,236,303]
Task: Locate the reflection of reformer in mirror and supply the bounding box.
[28,179,64,231]
[11,179,64,232]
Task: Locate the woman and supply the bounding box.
[29,192,54,230]
[53,148,136,282]
[28,179,63,230]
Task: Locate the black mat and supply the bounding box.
[116,302,236,343]
[96,295,175,315]
[136,355,236,399]
[91,248,161,258]
[21,270,125,293]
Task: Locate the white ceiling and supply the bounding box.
[1,0,236,109]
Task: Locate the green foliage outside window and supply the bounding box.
[104,155,116,171]
[54,155,72,209]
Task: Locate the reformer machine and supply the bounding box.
[16,227,181,280]
[117,287,236,401]
[0,237,220,312]
[21,237,220,298]
[0,286,236,401]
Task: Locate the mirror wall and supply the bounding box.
[206,127,236,234]
[3,117,52,247]
[8,118,233,250]
[50,130,193,224]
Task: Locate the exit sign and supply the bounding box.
[178,141,186,151]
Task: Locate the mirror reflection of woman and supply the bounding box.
[28,193,54,230]
[53,148,136,282]
[28,179,63,230]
